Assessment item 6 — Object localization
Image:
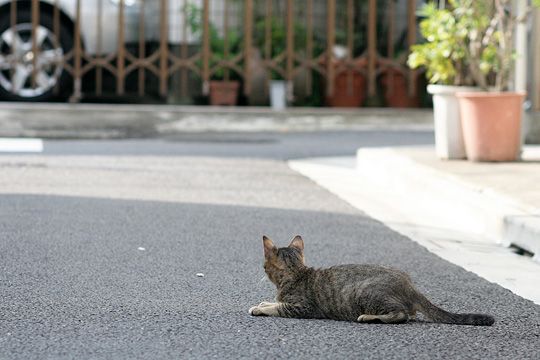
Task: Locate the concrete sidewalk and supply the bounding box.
[289,146,540,304]
[0,102,433,139]
[1,102,539,141]
[355,146,540,257]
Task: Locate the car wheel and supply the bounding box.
[0,9,73,101]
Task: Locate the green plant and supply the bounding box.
[185,3,242,81]
[407,2,471,85]
[253,17,306,58]
[409,0,540,91]
[453,0,540,91]
[252,16,313,80]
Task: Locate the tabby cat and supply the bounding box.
[249,235,494,326]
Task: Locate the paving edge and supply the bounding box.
[504,215,540,260]
[355,147,539,259]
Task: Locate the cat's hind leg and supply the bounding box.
[357,312,408,324]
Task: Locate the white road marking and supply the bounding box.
[0,138,43,153]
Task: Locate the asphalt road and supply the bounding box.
[40,129,433,159]
[1,131,539,359]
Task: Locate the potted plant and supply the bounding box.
[207,31,242,106]
[408,2,478,159]
[252,17,313,109]
[453,0,539,161]
[253,17,288,109]
[326,1,398,108]
[322,44,368,108]
[321,18,372,108]
[379,1,420,109]
[380,61,420,108]
[186,4,242,106]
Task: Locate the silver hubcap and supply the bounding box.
[0,24,64,98]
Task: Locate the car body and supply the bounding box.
[0,0,138,100]
[0,0,209,100]
[0,0,161,54]
[0,0,216,52]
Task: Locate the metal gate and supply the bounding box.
[0,0,421,104]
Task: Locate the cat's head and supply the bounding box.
[261,235,305,284]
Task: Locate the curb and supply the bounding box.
[355,147,539,260]
[505,215,540,260]
[0,102,433,139]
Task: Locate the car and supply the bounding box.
[0,0,132,101]
[0,0,201,102]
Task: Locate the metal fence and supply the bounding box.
[0,0,422,105]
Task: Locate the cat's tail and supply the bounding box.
[416,292,495,326]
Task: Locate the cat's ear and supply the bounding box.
[288,235,304,252]
[263,235,277,257]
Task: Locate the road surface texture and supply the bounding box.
[1,131,539,359]
[40,130,433,159]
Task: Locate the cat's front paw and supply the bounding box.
[249,305,265,316]
[249,301,276,316]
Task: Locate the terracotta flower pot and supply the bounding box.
[209,81,240,106]
[456,92,525,162]
[325,71,366,107]
[381,70,420,108]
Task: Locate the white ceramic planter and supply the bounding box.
[428,84,479,159]
[270,80,287,110]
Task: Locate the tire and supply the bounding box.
[0,8,73,101]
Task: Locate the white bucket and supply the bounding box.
[428,85,479,159]
[270,80,287,110]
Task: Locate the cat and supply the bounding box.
[249,235,494,326]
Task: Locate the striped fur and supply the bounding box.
[250,235,494,326]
